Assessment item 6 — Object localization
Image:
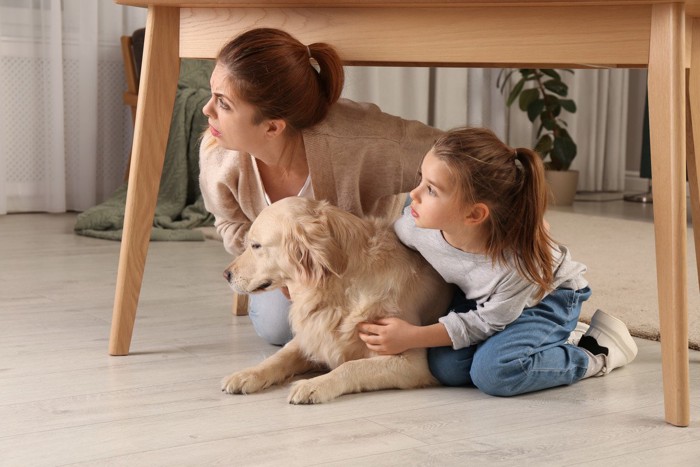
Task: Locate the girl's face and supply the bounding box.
[409,150,466,231]
[202,64,268,154]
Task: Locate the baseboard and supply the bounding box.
[625,171,691,197]
[624,172,651,193]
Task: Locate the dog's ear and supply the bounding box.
[284,208,348,285]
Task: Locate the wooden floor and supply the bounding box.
[1,211,699,466]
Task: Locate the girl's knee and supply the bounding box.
[428,346,472,387]
[470,357,523,397]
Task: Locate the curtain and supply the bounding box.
[344,67,641,192]
[0,2,643,215]
[0,0,145,214]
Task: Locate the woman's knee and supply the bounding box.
[248,290,293,346]
[248,306,292,345]
[252,323,292,346]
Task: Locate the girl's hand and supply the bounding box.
[357,317,417,355]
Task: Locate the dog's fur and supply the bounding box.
[222,197,452,404]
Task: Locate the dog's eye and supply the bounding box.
[250,242,261,250]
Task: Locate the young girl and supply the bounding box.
[357,127,638,396]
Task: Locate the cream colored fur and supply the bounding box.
[222,197,452,404]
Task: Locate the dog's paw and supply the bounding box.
[287,378,339,404]
[221,369,269,395]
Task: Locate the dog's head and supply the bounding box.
[223,197,351,294]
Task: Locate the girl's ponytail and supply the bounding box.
[509,148,555,299]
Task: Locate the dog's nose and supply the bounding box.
[223,270,232,283]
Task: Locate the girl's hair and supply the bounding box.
[216,28,344,131]
[432,127,556,298]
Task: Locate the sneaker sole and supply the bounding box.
[587,309,638,362]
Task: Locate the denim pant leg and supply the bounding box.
[247,288,293,346]
[428,293,479,386]
[428,287,592,394]
[470,287,592,396]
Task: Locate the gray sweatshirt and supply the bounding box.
[394,208,589,349]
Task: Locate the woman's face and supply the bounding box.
[203,63,268,154]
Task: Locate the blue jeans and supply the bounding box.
[428,286,592,396]
[247,289,293,346]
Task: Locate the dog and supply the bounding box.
[222,196,452,404]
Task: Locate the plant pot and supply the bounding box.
[545,170,579,206]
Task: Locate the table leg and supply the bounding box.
[109,6,180,356]
[647,3,690,427]
[232,293,249,316]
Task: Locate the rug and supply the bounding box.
[546,209,700,350]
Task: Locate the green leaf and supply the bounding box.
[536,122,545,138]
[544,99,562,117]
[560,99,577,113]
[540,69,561,80]
[534,134,553,158]
[506,78,526,106]
[551,133,578,170]
[541,114,556,131]
[497,69,516,92]
[543,79,569,97]
[519,88,540,112]
[527,99,545,122]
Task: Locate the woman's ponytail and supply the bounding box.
[308,42,344,107]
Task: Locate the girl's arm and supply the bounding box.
[357,318,452,355]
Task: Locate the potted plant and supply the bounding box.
[497,68,578,205]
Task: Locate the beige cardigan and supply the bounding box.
[199,98,443,256]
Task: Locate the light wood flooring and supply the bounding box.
[1,209,699,466]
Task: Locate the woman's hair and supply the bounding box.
[216,28,344,131]
[432,127,556,298]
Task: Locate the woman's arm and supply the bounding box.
[199,134,252,256]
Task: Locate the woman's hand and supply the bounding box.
[357,317,417,355]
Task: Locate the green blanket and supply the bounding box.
[75,59,215,241]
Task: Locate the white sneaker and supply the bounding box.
[566,321,590,346]
[578,309,638,374]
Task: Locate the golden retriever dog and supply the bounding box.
[222,197,452,404]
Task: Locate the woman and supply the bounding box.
[199,28,442,345]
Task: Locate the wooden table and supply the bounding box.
[112,0,698,427]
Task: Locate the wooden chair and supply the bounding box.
[120,35,138,125]
[119,29,144,181]
[120,27,249,316]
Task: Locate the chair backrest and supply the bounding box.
[120,28,146,124]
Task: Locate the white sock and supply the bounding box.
[581,348,606,378]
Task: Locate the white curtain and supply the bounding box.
[0,3,643,215]
[344,67,641,193]
[0,0,146,214]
